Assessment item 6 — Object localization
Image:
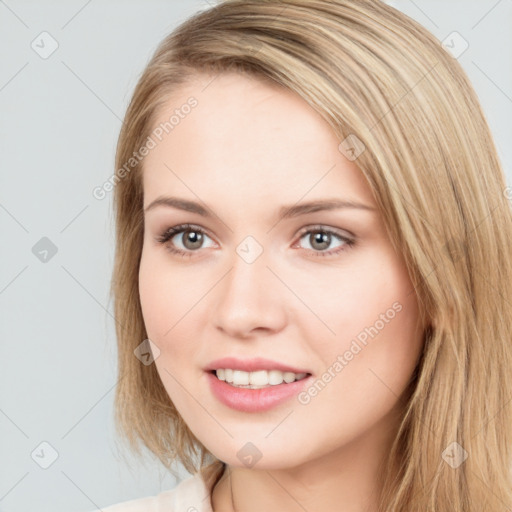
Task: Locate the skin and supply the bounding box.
[138,71,426,512]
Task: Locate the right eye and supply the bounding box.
[155,223,216,257]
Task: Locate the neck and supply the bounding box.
[231,455,383,512]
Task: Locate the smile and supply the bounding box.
[206,370,313,412]
[214,369,309,388]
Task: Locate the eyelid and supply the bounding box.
[295,224,355,241]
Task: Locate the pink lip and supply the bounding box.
[205,357,311,374]
[206,371,313,413]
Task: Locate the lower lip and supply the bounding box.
[206,371,313,412]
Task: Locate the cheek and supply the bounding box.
[138,249,207,363]
[138,249,179,341]
[301,254,414,346]
[315,251,422,386]
[298,286,422,444]
[138,254,161,338]
[138,254,198,405]
[138,246,186,328]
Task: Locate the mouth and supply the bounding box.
[208,368,312,389]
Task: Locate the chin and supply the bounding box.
[202,435,310,471]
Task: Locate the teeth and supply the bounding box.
[248,370,267,386]
[215,369,308,388]
[233,370,249,385]
[269,370,284,385]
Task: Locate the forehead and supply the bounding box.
[142,71,375,213]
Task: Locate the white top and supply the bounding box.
[98,473,214,512]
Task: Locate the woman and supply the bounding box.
[104,1,512,510]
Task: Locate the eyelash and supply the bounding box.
[154,223,356,259]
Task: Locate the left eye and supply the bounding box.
[296,228,352,254]
[294,226,355,257]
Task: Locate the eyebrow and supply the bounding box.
[144,196,376,220]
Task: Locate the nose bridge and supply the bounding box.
[213,239,286,336]
[229,241,268,297]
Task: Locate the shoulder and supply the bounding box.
[97,472,213,512]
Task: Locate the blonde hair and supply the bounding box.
[110,1,512,510]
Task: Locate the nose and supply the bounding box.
[212,249,287,339]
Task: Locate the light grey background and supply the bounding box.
[1,1,510,511]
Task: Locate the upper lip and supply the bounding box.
[205,357,311,374]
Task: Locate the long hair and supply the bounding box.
[110,1,512,510]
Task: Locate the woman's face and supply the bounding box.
[139,72,425,470]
